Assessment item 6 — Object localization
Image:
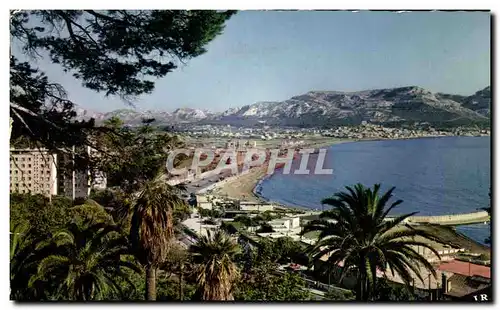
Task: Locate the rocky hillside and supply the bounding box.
[213,86,490,127]
[76,86,490,127]
[461,86,491,117]
[75,107,216,125]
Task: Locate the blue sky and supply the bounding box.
[14,11,491,113]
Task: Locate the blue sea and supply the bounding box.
[258,136,491,245]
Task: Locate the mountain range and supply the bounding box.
[75,86,491,127]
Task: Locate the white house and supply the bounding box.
[239,201,275,212]
[268,216,301,233]
[196,195,213,210]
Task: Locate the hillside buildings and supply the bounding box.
[225,139,257,149]
[314,245,491,301]
[9,146,107,200]
[181,123,489,143]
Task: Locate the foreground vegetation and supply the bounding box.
[11,182,445,302]
[10,191,313,301]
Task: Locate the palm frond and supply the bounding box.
[308,184,442,301]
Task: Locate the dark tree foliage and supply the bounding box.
[220,221,239,235]
[92,117,186,194]
[10,57,95,151]
[172,203,192,225]
[10,193,72,238]
[198,208,222,219]
[234,215,258,227]
[10,193,116,238]
[256,223,275,233]
[274,237,305,264]
[10,10,235,150]
[373,278,418,301]
[323,288,355,301]
[10,221,52,300]
[11,10,236,97]
[234,245,311,301]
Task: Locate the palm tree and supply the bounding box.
[29,221,142,300]
[189,229,240,301]
[129,176,187,300]
[10,221,48,300]
[160,243,191,300]
[302,184,441,301]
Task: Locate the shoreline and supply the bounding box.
[210,138,354,204]
[252,134,491,206]
[209,134,489,211]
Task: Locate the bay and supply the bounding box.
[259,136,491,245]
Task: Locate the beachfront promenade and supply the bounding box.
[405,211,490,226]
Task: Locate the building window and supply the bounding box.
[28,177,31,181]
[46,170,50,175]
[15,158,18,161]
[14,170,18,174]
[21,158,25,161]
[21,164,25,168]
[41,164,44,168]
[28,170,31,174]
[28,157,31,161]
[28,164,32,168]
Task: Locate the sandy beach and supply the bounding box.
[209,138,353,203]
[211,165,268,202]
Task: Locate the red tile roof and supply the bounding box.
[438,260,490,279]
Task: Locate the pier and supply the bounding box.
[405,211,490,226]
[298,210,490,227]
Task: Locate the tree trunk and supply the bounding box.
[179,263,184,300]
[355,274,361,301]
[356,274,366,301]
[364,277,370,301]
[145,265,157,301]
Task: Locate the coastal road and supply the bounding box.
[183,170,233,195]
[182,211,220,238]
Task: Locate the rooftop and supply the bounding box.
[445,274,491,298]
[239,201,273,206]
[438,260,490,279]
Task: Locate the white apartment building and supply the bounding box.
[10,149,58,196]
[10,146,107,200]
[57,146,108,199]
[57,161,91,200]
